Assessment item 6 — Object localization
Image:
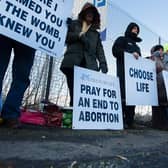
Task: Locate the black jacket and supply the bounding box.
[112,23,142,99]
[60,20,108,73]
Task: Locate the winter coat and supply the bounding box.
[150,51,165,73]
[112,23,142,99]
[60,20,108,73]
[163,53,168,70]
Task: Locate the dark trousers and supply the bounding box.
[152,106,168,129]
[122,103,135,126]
[64,69,74,106]
[119,77,135,126]
[0,35,35,119]
[62,59,86,107]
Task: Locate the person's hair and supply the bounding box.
[78,3,100,29]
[150,45,163,54]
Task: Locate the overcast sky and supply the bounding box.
[111,0,168,41]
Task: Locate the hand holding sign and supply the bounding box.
[133,52,140,59]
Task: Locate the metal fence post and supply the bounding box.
[45,56,53,102]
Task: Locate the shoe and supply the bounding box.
[3,118,22,129]
[124,123,136,129]
[124,123,129,129]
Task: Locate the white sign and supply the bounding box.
[73,66,123,130]
[0,0,74,57]
[162,70,168,101]
[124,53,158,105]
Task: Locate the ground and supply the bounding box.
[0,123,168,168]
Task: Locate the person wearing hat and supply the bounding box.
[112,22,142,129]
[60,2,108,106]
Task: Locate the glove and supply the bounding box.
[66,17,72,25]
[133,52,140,59]
[99,63,108,73]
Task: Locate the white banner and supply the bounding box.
[162,70,168,101]
[0,0,74,57]
[124,53,158,105]
[73,66,123,130]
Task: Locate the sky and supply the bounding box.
[73,0,168,75]
[111,0,168,42]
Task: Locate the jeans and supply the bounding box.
[122,101,135,126]
[0,35,35,119]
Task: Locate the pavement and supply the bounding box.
[0,124,168,168]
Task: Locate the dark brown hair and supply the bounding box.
[78,3,100,29]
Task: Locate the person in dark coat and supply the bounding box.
[60,2,108,106]
[112,22,142,128]
[0,35,35,128]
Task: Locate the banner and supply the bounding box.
[73,66,123,130]
[162,70,168,101]
[124,53,158,105]
[0,0,74,57]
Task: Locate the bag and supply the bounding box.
[19,109,46,126]
[44,104,62,127]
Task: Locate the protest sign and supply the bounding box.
[0,0,73,57]
[73,66,123,130]
[124,53,158,105]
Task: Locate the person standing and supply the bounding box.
[112,22,142,128]
[163,44,168,69]
[150,45,168,130]
[60,2,108,106]
[0,35,35,128]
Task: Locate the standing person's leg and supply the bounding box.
[65,70,74,107]
[125,105,135,127]
[0,35,12,126]
[152,106,168,129]
[152,106,159,128]
[122,101,127,126]
[0,35,12,98]
[2,41,35,120]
